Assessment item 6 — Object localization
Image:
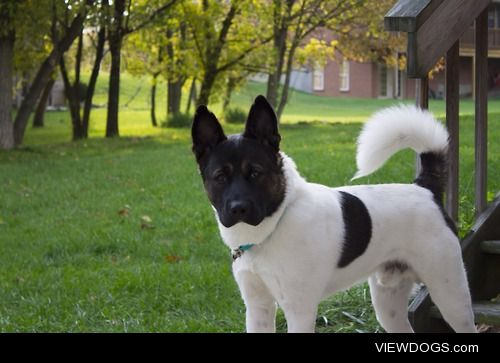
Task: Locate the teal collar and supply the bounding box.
[232,243,255,261]
[239,243,255,251]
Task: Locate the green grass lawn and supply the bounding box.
[1,75,499,332]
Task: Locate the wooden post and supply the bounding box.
[472,54,476,101]
[445,41,460,223]
[475,9,488,215]
[416,77,429,109]
[415,77,429,176]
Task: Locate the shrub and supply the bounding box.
[164,113,192,128]
[224,107,246,124]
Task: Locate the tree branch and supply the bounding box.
[216,35,273,73]
[125,0,178,34]
[124,0,132,32]
[186,20,206,68]
[208,3,239,63]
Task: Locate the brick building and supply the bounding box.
[293,1,500,100]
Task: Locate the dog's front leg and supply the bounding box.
[235,271,276,333]
[282,304,318,333]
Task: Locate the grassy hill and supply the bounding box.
[1,74,499,332]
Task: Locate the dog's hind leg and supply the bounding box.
[413,239,476,333]
[368,274,415,333]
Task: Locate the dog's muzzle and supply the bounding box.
[219,200,263,227]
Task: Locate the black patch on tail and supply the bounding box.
[414,152,447,205]
[414,152,457,235]
[337,191,372,268]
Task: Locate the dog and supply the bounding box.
[191,95,476,333]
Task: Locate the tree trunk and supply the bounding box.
[222,77,237,111]
[266,35,287,108]
[106,0,125,138]
[266,0,293,109]
[13,12,86,147]
[168,79,183,115]
[196,3,238,107]
[185,78,197,114]
[60,56,84,141]
[276,43,298,120]
[197,70,217,106]
[59,27,86,141]
[151,74,158,127]
[33,78,55,128]
[82,27,106,137]
[266,72,280,110]
[0,32,15,150]
[106,37,122,137]
[165,24,184,117]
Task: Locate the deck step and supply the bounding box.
[480,240,500,255]
[430,302,500,326]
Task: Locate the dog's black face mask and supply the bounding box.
[192,96,286,228]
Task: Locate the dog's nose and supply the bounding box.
[229,200,251,217]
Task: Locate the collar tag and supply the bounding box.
[232,243,255,261]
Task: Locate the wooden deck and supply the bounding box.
[385,0,500,332]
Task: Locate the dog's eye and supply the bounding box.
[249,170,261,179]
[214,173,227,183]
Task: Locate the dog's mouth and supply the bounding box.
[214,200,265,228]
[218,213,264,228]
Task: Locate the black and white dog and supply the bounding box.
[192,95,476,333]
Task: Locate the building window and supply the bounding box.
[313,65,324,91]
[339,59,350,92]
[487,5,500,28]
[489,9,495,28]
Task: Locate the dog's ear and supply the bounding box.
[243,95,280,151]
[192,105,227,162]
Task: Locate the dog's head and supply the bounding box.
[192,95,286,228]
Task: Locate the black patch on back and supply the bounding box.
[337,191,373,268]
[413,152,457,236]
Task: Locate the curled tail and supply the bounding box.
[353,105,449,204]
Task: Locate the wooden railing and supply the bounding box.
[385,0,497,333]
[385,0,491,220]
[461,27,500,49]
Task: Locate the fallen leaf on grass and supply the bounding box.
[165,255,182,263]
[141,215,154,229]
[118,205,131,217]
[0,217,5,225]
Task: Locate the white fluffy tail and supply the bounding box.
[352,105,449,180]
